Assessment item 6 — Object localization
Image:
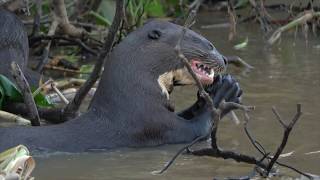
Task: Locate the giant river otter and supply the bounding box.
[0,10,241,152]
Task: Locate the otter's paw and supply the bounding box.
[205,74,242,114]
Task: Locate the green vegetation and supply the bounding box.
[0,75,52,109]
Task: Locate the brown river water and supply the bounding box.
[14,11,320,179]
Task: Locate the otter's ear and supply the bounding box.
[148,29,162,40]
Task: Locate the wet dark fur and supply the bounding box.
[0,8,38,86]
[0,8,28,79]
[0,19,241,153]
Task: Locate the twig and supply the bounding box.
[62,0,125,120]
[43,65,90,74]
[268,11,320,45]
[243,112,267,155]
[275,161,313,179]
[175,10,214,108]
[271,106,286,127]
[225,56,254,70]
[32,79,53,97]
[51,83,69,105]
[227,1,237,41]
[30,0,42,37]
[244,105,311,179]
[51,0,87,37]
[35,20,58,73]
[188,0,204,12]
[10,62,40,126]
[29,35,98,55]
[249,0,272,33]
[155,135,207,174]
[265,104,302,175]
[190,148,268,169]
[54,78,89,89]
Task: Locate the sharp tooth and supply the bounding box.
[209,69,214,78]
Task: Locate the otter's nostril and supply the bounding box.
[223,56,228,65]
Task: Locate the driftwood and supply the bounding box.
[268,11,320,45]
[10,62,40,126]
[0,110,31,125]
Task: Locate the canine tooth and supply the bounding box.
[209,70,214,78]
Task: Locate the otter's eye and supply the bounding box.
[148,30,162,40]
[208,43,214,50]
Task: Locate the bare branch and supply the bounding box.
[272,106,287,128]
[62,0,125,120]
[10,62,41,126]
[190,148,268,169]
[268,11,320,45]
[29,35,98,55]
[155,135,207,174]
[265,104,302,175]
[51,0,87,37]
[225,56,254,70]
[51,83,69,105]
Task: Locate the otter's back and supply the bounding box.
[0,8,28,79]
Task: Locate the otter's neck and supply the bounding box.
[90,42,177,117]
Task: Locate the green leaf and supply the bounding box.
[0,74,53,109]
[234,37,249,50]
[0,75,23,106]
[79,65,94,79]
[145,0,166,17]
[31,87,53,108]
[62,55,79,64]
[0,85,4,108]
[97,0,116,25]
[89,11,111,26]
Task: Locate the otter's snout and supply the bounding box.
[207,49,227,74]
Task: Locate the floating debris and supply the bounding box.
[0,145,35,180]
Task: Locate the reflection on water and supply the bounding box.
[33,12,320,179]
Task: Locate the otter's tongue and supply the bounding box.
[190,60,214,85]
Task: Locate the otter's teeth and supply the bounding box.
[209,69,214,79]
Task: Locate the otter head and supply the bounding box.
[134,20,227,99]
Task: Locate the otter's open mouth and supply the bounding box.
[190,60,215,85]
